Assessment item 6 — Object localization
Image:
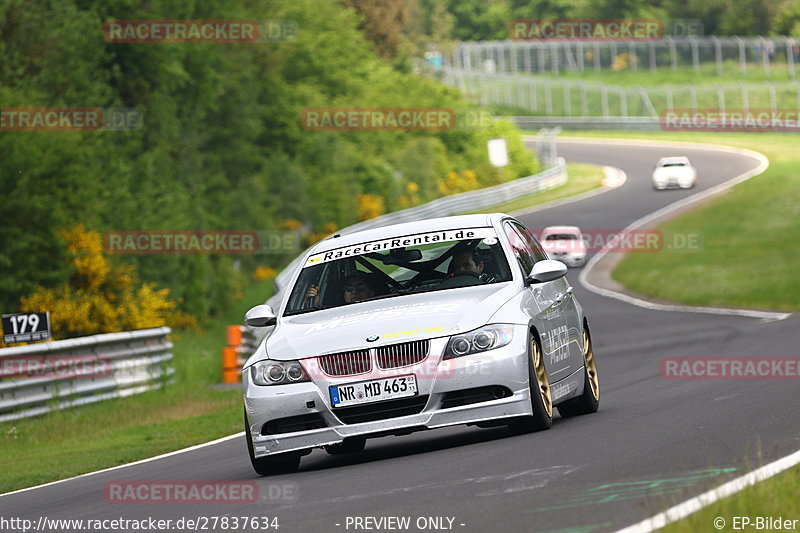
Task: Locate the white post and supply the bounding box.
[669,37,677,71]
[737,37,746,75]
[581,83,588,116]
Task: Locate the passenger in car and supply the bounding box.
[306,272,376,305]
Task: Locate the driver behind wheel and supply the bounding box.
[438,247,485,289]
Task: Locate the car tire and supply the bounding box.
[324,437,366,455]
[508,333,552,434]
[245,411,302,476]
[557,325,600,418]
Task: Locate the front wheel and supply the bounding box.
[508,333,552,434]
[557,325,600,418]
[245,411,302,476]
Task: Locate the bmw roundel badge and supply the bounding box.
[366,335,379,342]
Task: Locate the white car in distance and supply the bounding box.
[540,226,587,267]
[652,156,697,189]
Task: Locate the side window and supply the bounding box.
[512,223,548,262]
[504,223,536,275]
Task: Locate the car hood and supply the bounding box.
[245,283,518,364]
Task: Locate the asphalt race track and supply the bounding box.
[2,139,798,533]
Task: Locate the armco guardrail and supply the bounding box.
[0,327,173,422]
[512,116,661,130]
[264,157,566,314]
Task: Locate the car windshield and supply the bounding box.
[284,227,513,315]
[661,162,687,167]
[544,233,578,240]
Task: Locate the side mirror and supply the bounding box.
[526,260,568,285]
[245,304,277,328]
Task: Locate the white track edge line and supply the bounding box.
[574,139,791,321]
[0,432,244,498]
[613,447,800,533]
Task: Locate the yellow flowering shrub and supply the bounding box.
[357,194,386,221]
[253,266,278,281]
[612,53,635,71]
[18,225,196,340]
[437,170,479,196]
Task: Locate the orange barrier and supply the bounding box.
[222,325,259,383]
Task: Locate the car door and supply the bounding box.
[503,222,572,380]
[515,223,584,374]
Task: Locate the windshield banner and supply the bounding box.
[303,228,496,267]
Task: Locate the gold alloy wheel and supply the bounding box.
[583,329,600,401]
[532,338,553,417]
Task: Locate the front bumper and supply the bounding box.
[653,176,693,189]
[546,251,586,267]
[243,327,531,457]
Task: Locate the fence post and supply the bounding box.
[767,81,776,112]
[649,41,657,72]
[551,43,559,74]
[593,42,601,71]
[581,83,588,116]
[669,37,677,71]
[740,82,749,112]
[619,89,628,117]
[737,37,747,75]
[713,37,723,77]
[524,44,532,73]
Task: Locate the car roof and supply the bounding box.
[657,156,690,165]
[309,213,511,254]
[541,225,581,234]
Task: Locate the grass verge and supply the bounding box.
[660,465,800,533]
[461,162,605,215]
[0,278,275,494]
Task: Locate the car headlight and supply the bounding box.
[443,324,514,359]
[250,359,310,386]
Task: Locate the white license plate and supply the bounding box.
[330,375,418,407]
